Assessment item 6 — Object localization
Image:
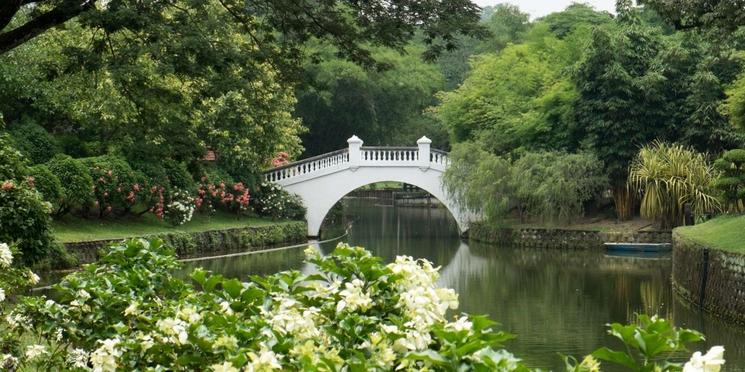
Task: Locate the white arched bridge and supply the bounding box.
[263,136,470,237]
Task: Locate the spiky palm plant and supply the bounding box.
[628,141,721,229]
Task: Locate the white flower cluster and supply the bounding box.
[387,255,459,353]
[0,242,13,268]
[166,198,195,226]
[336,278,373,313]
[684,346,725,372]
[91,338,122,372]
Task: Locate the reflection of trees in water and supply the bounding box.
[177,248,305,280]
[442,242,675,369]
[332,198,461,266]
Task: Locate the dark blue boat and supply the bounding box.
[604,242,672,252]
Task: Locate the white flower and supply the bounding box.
[219,301,234,316]
[123,302,139,317]
[213,335,239,351]
[67,348,89,368]
[5,312,29,330]
[91,338,121,372]
[157,318,189,345]
[0,243,12,268]
[177,305,202,324]
[27,270,40,285]
[138,334,154,351]
[1,354,18,369]
[336,279,372,313]
[77,289,91,301]
[55,328,64,341]
[446,316,473,332]
[211,361,239,372]
[246,346,282,371]
[684,346,725,372]
[25,344,48,361]
[0,288,5,302]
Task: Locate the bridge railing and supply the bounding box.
[263,136,448,183]
[264,148,349,182]
[361,146,419,162]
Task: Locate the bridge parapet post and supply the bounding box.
[417,136,432,170]
[347,135,363,171]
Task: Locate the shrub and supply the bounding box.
[81,155,143,217]
[713,148,745,212]
[255,182,306,220]
[0,131,27,181]
[162,159,195,190]
[196,179,251,215]
[164,189,196,226]
[9,121,59,164]
[628,142,721,229]
[27,164,63,207]
[0,134,63,266]
[511,152,607,222]
[8,240,524,370]
[0,180,58,266]
[46,154,94,215]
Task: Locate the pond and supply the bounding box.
[180,198,745,370]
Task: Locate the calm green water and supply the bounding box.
[181,198,745,370]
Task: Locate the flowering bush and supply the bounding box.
[196,178,250,215]
[255,182,305,220]
[4,239,528,371]
[271,151,291,167]
[164,189,196,226]
[82,156,146,217]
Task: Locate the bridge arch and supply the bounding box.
[263,136,471,237]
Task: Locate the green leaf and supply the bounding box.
[222,278,243,298]
[591,347,637,369]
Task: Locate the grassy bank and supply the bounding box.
[52,212,293,243]
[674,214,745,252]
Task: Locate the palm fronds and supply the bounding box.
[628,141,721,229]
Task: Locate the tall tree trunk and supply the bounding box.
[612,184,632,221]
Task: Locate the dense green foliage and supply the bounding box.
[444,143,607,223]
[438,2,745,223]
[713,149,745,212]
[297,45,447,155]
[0,132,64,266]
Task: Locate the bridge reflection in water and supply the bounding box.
[180,198,745,370]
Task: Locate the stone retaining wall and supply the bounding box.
[64,221,307,264]
[672,230,745,326]
[468,222,671,249]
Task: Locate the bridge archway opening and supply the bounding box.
[316,181,462,238]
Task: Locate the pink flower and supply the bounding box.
[2,181,14,191]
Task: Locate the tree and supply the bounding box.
[0,0,486,68]
[571,23,669,219]
[643,0,745,34]
[437,4,530,90]
[538,3,613,38]
[628,141,720,229]
[296,44,445,156]
[436,24,583,155]
[713,149,745,212]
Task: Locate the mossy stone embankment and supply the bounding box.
[672,215,745,326]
